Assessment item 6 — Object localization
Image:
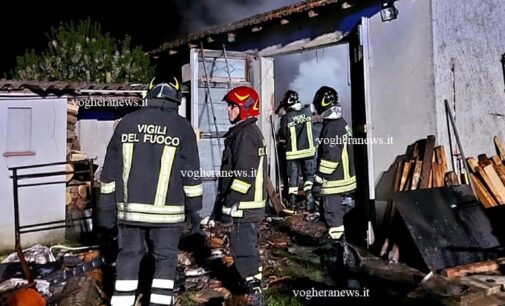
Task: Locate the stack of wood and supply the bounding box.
[465,136,505,208]
[66,100,87,161]
[381,135,455,262]
[67,100,79,153]
[66,100,92,232]
[389,135,455,194]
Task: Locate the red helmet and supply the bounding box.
[222,86,260,120]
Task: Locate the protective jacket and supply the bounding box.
[98,98,202,227]
[316,118,356,195]
[215,117,267,223]
[279,106,315,160]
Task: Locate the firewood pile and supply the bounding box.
[465,136,505,208]
[388,135,454,194]
[66,100,93,234]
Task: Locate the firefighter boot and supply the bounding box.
[288,194,297,210]
[245,279,265,306]
[305,192,315,213]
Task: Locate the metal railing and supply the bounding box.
[9,160,95,248]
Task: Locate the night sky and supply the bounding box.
[0,0,300,78]
[0,1,183,77]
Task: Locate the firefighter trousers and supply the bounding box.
[286,157,315,196]
[111,225,182,306]
[321,194,344,228]
[229,222,262,281]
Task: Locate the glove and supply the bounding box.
[96,193,117,230]
[187,210,202,235]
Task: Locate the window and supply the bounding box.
[4,107,35,157]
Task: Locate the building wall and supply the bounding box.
[366,0,437,200]
[77,120,115,171]
[0,97,67,250]
[432,0,505,162]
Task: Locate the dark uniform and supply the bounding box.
[214,117,266,280]
[279,106,316,207]
[312,86,356,242]
[98,82,202,306]
[213,86,266,306]
[316,118,356,239]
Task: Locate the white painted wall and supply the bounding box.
[432,0,505,161]
[366,0,437,201]
[77,120,115,174]
[0,97,67,250]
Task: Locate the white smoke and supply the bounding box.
[173,0,300,33]
[278,45,352,123]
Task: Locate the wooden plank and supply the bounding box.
[466,157,479,173]
[483,164,505,204]
[434,146,447,175]
[410,160,423,190]
[477,167,502,204]
[266,178,285,215]
[478,154,492,168]
[419,135,436,189]
[470,173,498,208]
[399,161,413,191]
[491,155,502,165]
[494,135,505,161]
[444,171,460,186]
[432,163,444,187]
[493,163,505,185]
[67,101,79,116]
[441,258,505,279]
[460,275,505,295]
[412,142,420,160]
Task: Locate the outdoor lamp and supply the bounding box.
[381,1,398,22]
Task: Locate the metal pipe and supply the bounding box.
[12,169,21,248]
[444,99,476,194]
[20,217,91,230]
[8,160,69,170]
[19,181,67,188]
[14,170,89,180]
[445,102,456,173]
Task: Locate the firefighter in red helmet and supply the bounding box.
[211,86,266,306]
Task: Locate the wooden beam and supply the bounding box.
[494,136,505,161]
[483,164,505,204]
[478,154,492,168]
[470,173,497,207]
[410,160,423,190]
[442,258,505,279]
[466,157,479,173]
[419,135,436,189]
[444,171,460,186]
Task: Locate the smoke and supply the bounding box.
[172,0,352,122]
[276,45,352,123]
[173,0,300,33]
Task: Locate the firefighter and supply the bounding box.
[278,90,316,212]
[97,78,203,306]
[311,86,356,245]
[211,86,266,306]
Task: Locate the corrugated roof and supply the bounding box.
[0,79,146,96]
[151,0,343,55]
